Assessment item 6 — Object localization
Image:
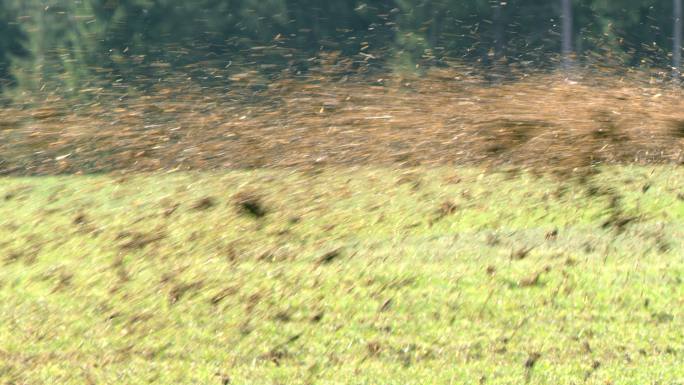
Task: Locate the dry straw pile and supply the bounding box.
[2,61,683,176]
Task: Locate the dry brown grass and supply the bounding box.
[1,63,683,175]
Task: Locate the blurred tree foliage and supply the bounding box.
[0,3,27,90]
[0,0,680,94]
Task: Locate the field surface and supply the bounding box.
[1,166,683,384]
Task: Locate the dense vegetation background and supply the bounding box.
[0,0,682,97]
[1,1,683,176]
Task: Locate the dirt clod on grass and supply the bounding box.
[317,248,342,265]
[118,231,166,250]
[510,246,535,261]
[192,197,217,211]
[431,200,460,224]
[233,192,267,218]
[367,341,382,357]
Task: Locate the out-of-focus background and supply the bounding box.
[0,0,682,90]
[1,1,684,175]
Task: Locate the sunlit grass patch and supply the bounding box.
[0,165,683,384]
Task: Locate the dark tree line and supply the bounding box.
[0,0,682,93]
[0,4,27,88]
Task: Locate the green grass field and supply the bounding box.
[1,166,683,384]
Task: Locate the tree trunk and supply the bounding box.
[674,0,682,83]
[493,2,505,61]
[489,1,507,83]
[561,0,573,70]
